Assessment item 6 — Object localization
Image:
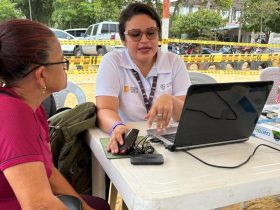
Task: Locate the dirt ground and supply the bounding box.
[67,70,280,210]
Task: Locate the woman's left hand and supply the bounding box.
[146,94,173,130]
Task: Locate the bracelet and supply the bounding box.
[108,121,125,136]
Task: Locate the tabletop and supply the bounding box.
[87,121,280,210]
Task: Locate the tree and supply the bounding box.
[171,8,224,39]
[241,0,280,39]
[52,0,134,29]
[0,0,23,21]
[52,0,93,29]
[199,0,233,10]
[12,0,54,25]
[170,0,184,25]
[213,0,233,10]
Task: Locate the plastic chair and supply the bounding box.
[189,71,217,84]
[53,81,86,109]
[259,67,280,104]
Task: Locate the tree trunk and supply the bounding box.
[170,0,183,22]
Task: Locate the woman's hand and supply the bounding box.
[107,124,129,154]
[146,94,173,130]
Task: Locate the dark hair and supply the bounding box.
[0,19,55,86]
[119,2,161,41]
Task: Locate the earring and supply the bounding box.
[42,86,47,94]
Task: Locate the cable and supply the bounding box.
[183,144,280,169]
[128,135,155,155]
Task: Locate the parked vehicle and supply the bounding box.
[65,28,87,38]
[218,46,234,54]
[268,32,280,53]
[51,28,80,55]
[78,21,123,56]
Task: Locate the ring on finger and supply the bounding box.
[157,113,163,118]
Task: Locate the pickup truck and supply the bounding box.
[76,21,123,56]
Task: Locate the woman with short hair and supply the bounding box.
[96,2,191,154]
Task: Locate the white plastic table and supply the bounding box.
[87,121,280,210]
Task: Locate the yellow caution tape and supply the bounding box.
[66,67,261,75]
[194,70,260,75]
[60,40,122,46]
[66,54,279,65]
[182,54,280,63]
[163,39,280,48]
[60,39,280,48]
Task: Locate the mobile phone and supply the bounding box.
[130,154,164,165]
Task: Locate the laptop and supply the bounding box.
[147,81,273,151]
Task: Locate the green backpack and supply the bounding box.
[48,102,96,195]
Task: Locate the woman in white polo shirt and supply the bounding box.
[96,2,191,154]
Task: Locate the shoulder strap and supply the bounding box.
[131,69,158,113]
[0,90,16,98]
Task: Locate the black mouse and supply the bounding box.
[119,129,139,154]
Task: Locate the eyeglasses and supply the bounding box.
[22,58,69,78]
[124,27,159,42]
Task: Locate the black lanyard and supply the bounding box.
[131,69,158,113]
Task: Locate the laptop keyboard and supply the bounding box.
[162,133,176,142]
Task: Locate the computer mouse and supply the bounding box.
[119,128,139,154]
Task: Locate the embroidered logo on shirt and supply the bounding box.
[124,85,129,93]
[130,87,139,93]
[159,83,172,91]
[124,85,139,94]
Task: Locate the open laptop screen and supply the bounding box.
[175,81,273,147]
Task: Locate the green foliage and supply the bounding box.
[171,8,224,39]
[200,0,233,10]
[241,0,280,33]
[91,0,120,23]
[12,0,54,25]
[52,0,94,29]
[0,0,23,21]
[214,0,233,10]
[52,0,135,29]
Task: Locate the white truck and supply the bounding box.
[76,21,123,56]
[268,32,280,53]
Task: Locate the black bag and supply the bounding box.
[48,102,96,195]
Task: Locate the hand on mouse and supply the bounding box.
[107,124,128,154]
[119,129,140,154]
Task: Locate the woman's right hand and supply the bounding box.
[107,125,129,154]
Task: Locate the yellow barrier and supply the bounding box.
[197,70,259,75]
[60,39,280,48]
[164,39,280,48]
[182,54,280,62]
[66,67,260,75]
[66,54,279,65]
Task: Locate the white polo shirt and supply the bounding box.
[96,48,191,122]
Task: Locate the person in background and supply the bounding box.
[96,2,191,154]
[0,19,110,210]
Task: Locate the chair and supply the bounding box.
[259,67,280,104]
[53,81,86,109]
[42,94,57,118]
[189,71,217,84]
